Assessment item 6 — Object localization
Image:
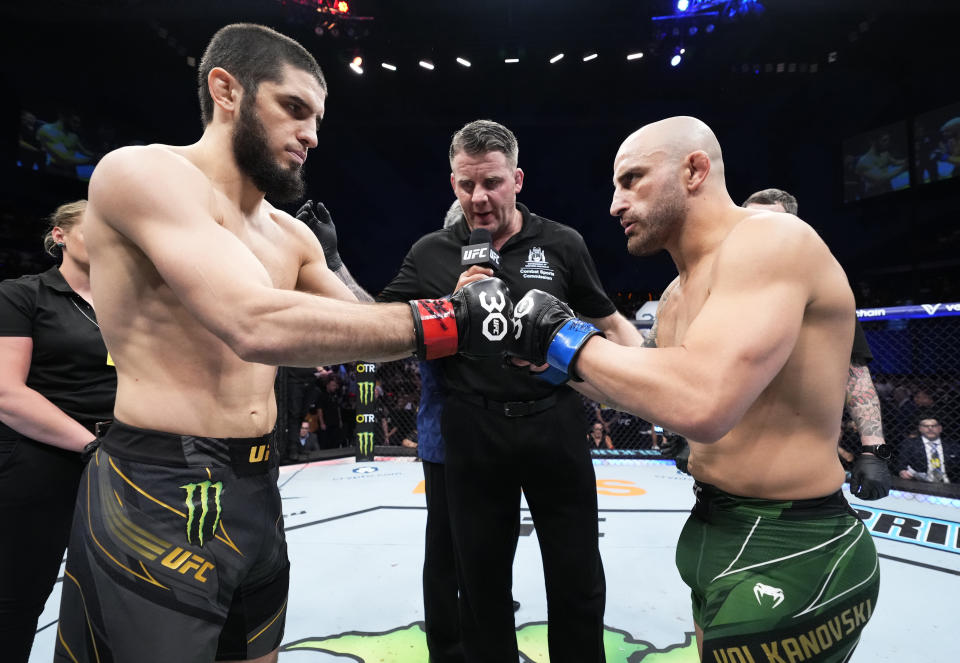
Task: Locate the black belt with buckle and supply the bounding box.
[455,392,557,418]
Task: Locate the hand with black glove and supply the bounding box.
[410,277,513,360]
[507,289,603,383]
[296,200,342,272]
[849,453,891,500]
[657,434,690,474]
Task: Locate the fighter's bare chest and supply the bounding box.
[656,282,711,348]
[220,213,301,290]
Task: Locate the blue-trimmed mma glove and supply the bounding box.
[410,277,513,360]
[507,289,603,385]
[296,200,342,272]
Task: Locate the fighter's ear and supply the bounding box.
[514,167,524,193]
[208,67,243,118]
[684,150,711,192]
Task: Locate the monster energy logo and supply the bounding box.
[358,381,375,405]
[182,480,223,547]
[357,431,375,456]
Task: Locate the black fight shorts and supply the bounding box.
[55,421,289,662]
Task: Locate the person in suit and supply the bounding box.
[896,417,960,483]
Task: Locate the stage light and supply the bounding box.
[626,52,643,61]
[352,56,362,66]
[349,62,363,74]
[381,62,396,71]
[670,54,682,67]
[337,1,349,12]
[456,57,471,67]
[677,0,690,11]
[583,53,598,62]
[706,23,715,33]
[419,60,435,70]
[504,58,519,63]
[689,26,698,35]
[680,48,686,54]
[549,53,564,63]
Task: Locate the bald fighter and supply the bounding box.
[510,117,880,662]
[55,23,510,663]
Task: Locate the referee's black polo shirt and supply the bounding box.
[0,267,116,440]
[379,203,616,402]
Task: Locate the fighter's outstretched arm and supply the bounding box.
[90,146,415,366]
[574,218,820,442]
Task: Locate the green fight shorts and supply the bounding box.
[55,421,289,662]
[676,482,880,663]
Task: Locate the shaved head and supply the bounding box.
[617,116,723,174]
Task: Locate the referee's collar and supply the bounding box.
[453,203,542,246]
[37,266,75,294]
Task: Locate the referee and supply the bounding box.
[379,120,643,663]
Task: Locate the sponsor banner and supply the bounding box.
[852,504,960,554]
[355,362,377,462]
[856,302,960,321]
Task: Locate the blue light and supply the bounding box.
[676,0,690,12]
[670,54,682,67]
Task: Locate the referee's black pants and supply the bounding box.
[0,437,84,663]
[442,389,606,663]
[422,460,465,663]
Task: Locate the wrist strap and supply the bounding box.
[411,299,459,360]
[534,364,570,386]
[545,319,602,381]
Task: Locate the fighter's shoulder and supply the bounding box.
[723,211,820,262]
[92,144,210,204]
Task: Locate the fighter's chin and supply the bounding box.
[626,235,660,257]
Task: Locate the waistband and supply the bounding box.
[692,481,857,520]
[99,420,276,474]
[452,392,558,417]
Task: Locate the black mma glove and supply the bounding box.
[81,438,100,464]
[849,453,891,500]
[296,200,342,272]
[410,277,513,360]
[658,434,690,474]
[508,289,603,382]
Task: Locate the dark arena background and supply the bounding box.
[2,1,959,662]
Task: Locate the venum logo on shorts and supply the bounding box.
[357,431,375,456]
[358,381,375,405]
[181,480,223,547]
[753,582,785,607]
[478,290,508,342]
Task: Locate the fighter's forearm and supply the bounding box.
[334,264,374,303]
[229,291,414,366]
[0,385,97,451]
[846,364,885,445]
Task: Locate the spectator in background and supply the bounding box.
[0,200,117,661]
[587,422,614,450]
[317,376,345,448]
[897,417,960,483]
[295,420,320,459]
[281,366,322,459]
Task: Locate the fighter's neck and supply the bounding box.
[667,202,743,277]
[188,131,267,215]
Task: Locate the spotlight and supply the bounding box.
[670,53,682,67]
[337,1,349,12]
[381,62,396,71]
[349,62,363,74]
[456,57,472,67]
[626,52,644,61]
[705,23,715,33]
[676,0,690,11]
[549,53,564,63]
[419,59,435,70]
[504,58,519,63]
[352,56,362,67]
[583,53,598,62]
[689,26,698,35]
[680,48,686,54]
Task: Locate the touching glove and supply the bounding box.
[296,200,342,272]
[410,278,513,360]
[658,434,690,474]
[849,454,891,500]
[508,289,603,382]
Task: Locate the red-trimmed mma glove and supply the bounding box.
[507,289,603,384]
[410,277,514,360]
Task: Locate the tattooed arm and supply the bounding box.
[643,277,679,348]
[845,363,885,446]
[332,264,374,302]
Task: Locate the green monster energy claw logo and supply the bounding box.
[357,431,375,456]
[182,480,223,547]
[358,381,375,405]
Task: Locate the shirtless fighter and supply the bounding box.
[55,24,510,663]
[509,116,881,662]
